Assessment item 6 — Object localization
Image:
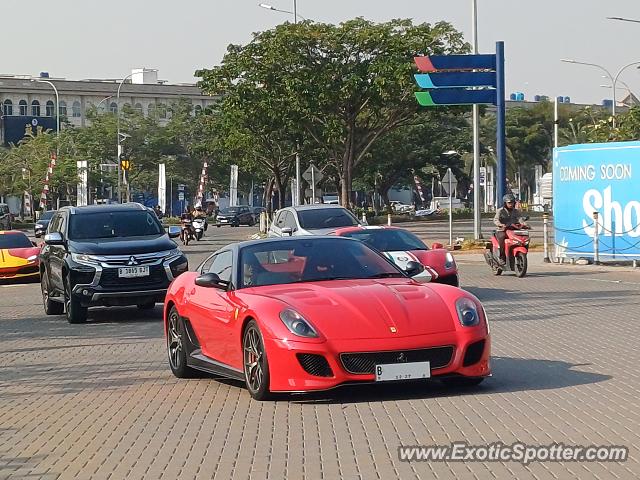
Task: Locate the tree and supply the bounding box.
[197,18,468,208]
[354,109,471,209]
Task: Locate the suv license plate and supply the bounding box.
[118,266,150,278]
[375,361,431,382]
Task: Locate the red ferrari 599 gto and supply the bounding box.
[164,236,490,400]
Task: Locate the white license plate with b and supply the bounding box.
[375,361,431,382]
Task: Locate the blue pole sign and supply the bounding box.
[553,141,640,259]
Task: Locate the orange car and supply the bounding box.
[0,231,40,280]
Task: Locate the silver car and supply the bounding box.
[267,205,362,237]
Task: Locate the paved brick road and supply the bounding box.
[1,225,639,479]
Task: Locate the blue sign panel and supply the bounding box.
[553,141,640,259]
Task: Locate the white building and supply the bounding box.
[0,69,215,143]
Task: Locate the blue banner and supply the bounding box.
[553,141,640,259]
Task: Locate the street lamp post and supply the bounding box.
[471,0,482,239]
[259,1,303,22]
[96,94,116,112]
[116,69,157,203]
[561,59,640,127]
[31,79,60,162]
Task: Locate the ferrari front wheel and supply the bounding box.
[243,320,271,400]
[167,306,198,378]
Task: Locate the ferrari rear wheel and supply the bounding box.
[167,306,198,378]
[243,320,271,400]
[442,376,485,387]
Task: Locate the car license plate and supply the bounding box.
[375,361,431,382]
[118,266,149,278]
[219,218,228,223]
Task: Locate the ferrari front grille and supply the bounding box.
[463,340,485,367]
[340,346,454,374]
[296,354,333,377]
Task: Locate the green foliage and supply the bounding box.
[197,18,468,207]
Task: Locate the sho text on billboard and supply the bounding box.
[553,141,640,259]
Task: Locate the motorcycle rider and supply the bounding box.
[180,207,195,240]
[192,205,208,234]
[493,193,527,265]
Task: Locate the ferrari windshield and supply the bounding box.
[340,229,428,252]
[0,233,32,249]
[239,238,404,288]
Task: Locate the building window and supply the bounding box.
[194,105,202,116]
[148,103,156,117]
[158,103,167,119]
[109,102,118,114]
[3,99,12,116]
[59,101,67,117]
[134,103,143,114]
[31,100,41,116]
[72,101,81,118]
[19,100,28,116]
[45,100,55,117]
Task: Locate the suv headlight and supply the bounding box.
[279,308,318,338]
[455,297,480,327]
[71,253,100,265]
[444,252,456,270]
[165,248,181,258]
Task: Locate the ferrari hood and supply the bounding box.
[252,279,457,340]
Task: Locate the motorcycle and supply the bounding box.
[484,221,531,277]
[192,218,206,241]
[180,219,195,246]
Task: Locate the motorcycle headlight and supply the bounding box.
[444,252,456,270]
[279,308,318,338]
[455,297,480,327]
[71,253,100,265]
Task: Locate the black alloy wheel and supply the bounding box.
[167,306,197,378]
[243,320,271,400]
[41,272,64,315]
[64,277,88,324]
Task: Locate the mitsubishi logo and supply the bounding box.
[127,256,139,266]
[397,352,407,363]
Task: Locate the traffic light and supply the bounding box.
[119,154,131,171]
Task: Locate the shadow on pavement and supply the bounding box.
[288,356,611,405]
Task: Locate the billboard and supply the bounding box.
[553,141,640,259]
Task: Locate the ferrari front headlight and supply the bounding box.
[279,308,318,338]
[455,297,480,327]
[27,255,38,262]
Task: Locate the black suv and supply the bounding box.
[40,203,188,324]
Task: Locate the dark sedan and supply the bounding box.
[34,210,55,238]
[216,206,255,227]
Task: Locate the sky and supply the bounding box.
[5,0,640,105]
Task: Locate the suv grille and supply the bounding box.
[340,346,454,374]
[99,265,168,288]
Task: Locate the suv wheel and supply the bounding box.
[41,272,64,315]
[65,277,88,324]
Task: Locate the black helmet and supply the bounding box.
[503,193,516,204]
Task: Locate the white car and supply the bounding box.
[390,201,414,214]
[268,205,362,237]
